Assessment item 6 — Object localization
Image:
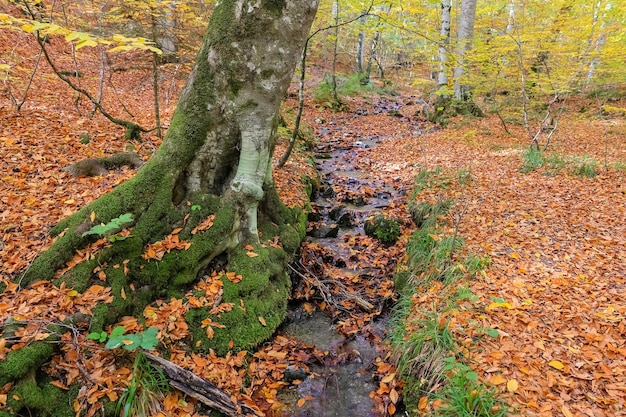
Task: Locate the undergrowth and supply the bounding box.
[313,72,396,104]
[520,147,599,178]
[392,167,512,416]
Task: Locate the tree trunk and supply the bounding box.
[19,0,319,355]
[437,0,451,94]
[355,12,366,73]
[453,0,477,100]
[330,0,341,108]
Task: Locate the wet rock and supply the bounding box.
[328,205,345,221]
[309,223,339,239]
[307,211,322,222]
[344,195,366,206]
[320,185,335,198]
[284,365,308,383]
[337,212,355,228]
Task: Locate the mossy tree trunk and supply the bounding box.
[15,0,318,360]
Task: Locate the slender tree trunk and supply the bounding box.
[330,0,341,107]
[453,0,477,100]
[355,12,366,73]
[364,31,379,82]
[151,10,163,139]
[278,44,309,168]
[438,0,452,94]
[506,0,516,34]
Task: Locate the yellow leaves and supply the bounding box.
[506,379,519,392]
[485,301,513,311]
[389,388,399,404]
[380,372,395,384]
[548,360,565,371]
[258,316,267,327]
[75,38,98,50]
[561,405,574,417]
[488,374,507,385]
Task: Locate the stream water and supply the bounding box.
[275,98,420,416]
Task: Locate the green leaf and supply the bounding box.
[483,328,500,338]
[191,205,201,211]
[140,327,159,350]
[120,334,143,351]
[465,371,479,381]
[75,38,98,49]
[65,32,80,42]
[82,213,133,237]
[87,331,107,342]
[110,326,126,337]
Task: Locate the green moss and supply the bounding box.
[0,342,55,386]
[393,269,411,295]
[41,380,78,417]
[90,304,109,333]
[6,371,45,413]
[186,246,290,355]
[364,215,401,245]
[6,379,80,417]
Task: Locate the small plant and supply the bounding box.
[88,327,166,417]
[88,326,159,351]
[571,155,598,178]
[82,213,134,241]
[117,351,167,417]
[433,358,511,417]
[390,303,455,407]
[520,146,544,173]
[458,168,472,186]
[406,228,465,285]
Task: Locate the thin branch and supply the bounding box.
[289,263,373,311]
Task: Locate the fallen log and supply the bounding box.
[144,352,260,417]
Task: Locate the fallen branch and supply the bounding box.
[289,263,374,311]
[144,352,260,417]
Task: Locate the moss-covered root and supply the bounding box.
[186,245,291,355]
[0,342,55,387]
[0,342,77,417]
[3,371,78,417]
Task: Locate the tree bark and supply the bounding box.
[355,12,366,73]
[437,0,451,94]
[453,0,477,100]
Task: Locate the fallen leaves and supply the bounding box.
[142,228,191,261]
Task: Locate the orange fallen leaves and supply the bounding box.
[142,231,191,261]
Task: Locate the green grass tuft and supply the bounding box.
[433,358,512,417]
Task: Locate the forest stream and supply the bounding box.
[275,97,428,416]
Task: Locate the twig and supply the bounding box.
[289,263,373,311]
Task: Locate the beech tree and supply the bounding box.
[18,0,320,355]
[453,0,477,99]
[437,0,452,94]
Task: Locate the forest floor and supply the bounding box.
[1,20,626,417]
